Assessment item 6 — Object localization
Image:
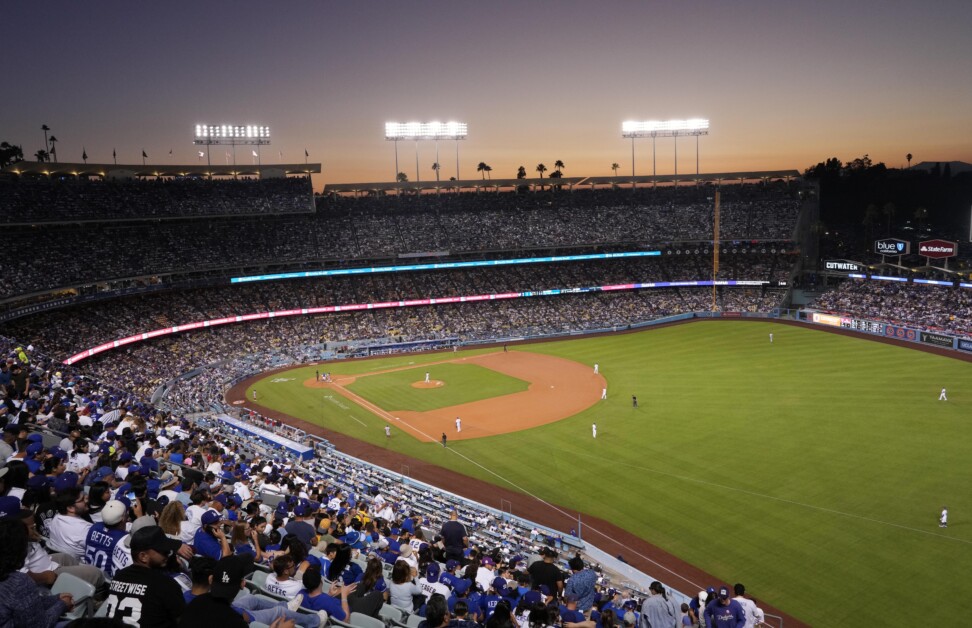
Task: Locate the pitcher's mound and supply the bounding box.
[412,380,445,389]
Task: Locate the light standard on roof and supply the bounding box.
[622,119,709,185]
[193,124,271,177]
[385,121,468,183]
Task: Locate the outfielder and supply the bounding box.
[939,388,948,401]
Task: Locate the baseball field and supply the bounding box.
[237,320,971,626]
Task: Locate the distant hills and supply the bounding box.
[910,161,972,174]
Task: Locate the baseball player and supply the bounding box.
[592,423,597,439]
[601,388,607,400]
[940,506,948,528]
[594,363,599,374]
[385,425,391,438]
[425,372,431,384]
[939,388,948,401]
[251,390,257,401]
[769,333,774,343]
[455,417,461,432]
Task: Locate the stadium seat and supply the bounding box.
[51,572,95,621]
[378,604,403,626]
[350,612,386,628]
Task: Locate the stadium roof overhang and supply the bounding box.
[0,162,321,178]
[323,170,801,194]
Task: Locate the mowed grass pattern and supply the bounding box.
[345,363,529,412]
[251,321,972,626]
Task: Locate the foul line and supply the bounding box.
[570,449,972,545]
[326,375,710,590]
[348,415,367,427]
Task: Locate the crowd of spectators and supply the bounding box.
[0,255,793,403]
[0,176,314,224]
[0,334,772,627]
[0,179,802,300]
[811,279,972,337]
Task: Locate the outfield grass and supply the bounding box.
[345,363,528,412]
[250,321,971,626]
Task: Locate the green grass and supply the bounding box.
[345,363,529,412]
[250,321,972,626]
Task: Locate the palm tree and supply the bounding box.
[34,149,49,163]
[431,162,440,182]
[48,135,58,163]
[484,164,492,180]
[41,124,50,154]
[477,162,488,180]
[914,206,928,233]
[554,160,565,172]
[611,163,620,176]
[882,202,896,235]
[516,166,527,179]
[862,204,879,240]
[536,163,547,178]
[906,153,913,169]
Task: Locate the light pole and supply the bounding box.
[385,121,468,183]
[194,124,270,178]
[622,119,709,186]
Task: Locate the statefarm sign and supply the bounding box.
[918,239,958,259]
[874,238,910,256]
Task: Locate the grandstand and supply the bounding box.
[0,169,821,627]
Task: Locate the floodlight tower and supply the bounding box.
[193,124,271,175]
[385,121,468,183]
[622,119,709,184]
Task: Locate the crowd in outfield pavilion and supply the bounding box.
[0,179,801,300]
[811,279,972,338]
[0,333,768,628]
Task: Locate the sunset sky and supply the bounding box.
[6,1,972,191]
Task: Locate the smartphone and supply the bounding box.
[126,491,136,501]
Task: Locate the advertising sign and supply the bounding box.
[824,260,864,273]
[920,331,954,348]
[958,339,972,353]
[812,312,843,327]
[917,239,958,259]
[874,238,910,256]
[884,325,918,341]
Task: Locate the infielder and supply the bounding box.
[594,363,599,374]
[592,423,597,439]
[939,387,948,401]
[455,417,461,432]
[385,425,391,438]
[601,388,607,400]
[940,506,948,528]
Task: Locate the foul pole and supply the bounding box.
[712,191,720,311]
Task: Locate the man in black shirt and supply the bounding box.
[439,510,468,562]
[527,547,564,599]
[106,525,185,627]
[182,554,251,628]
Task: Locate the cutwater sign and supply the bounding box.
[824,260,863,273]
[875,238,910,256]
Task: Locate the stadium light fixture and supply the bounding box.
[621,118,710,181]
[385,121,468,183]
[193,123,271,173]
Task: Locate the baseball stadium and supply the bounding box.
[0,164,969,628]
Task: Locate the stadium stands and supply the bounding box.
[0,176,796,626]
[811,279,972,337]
